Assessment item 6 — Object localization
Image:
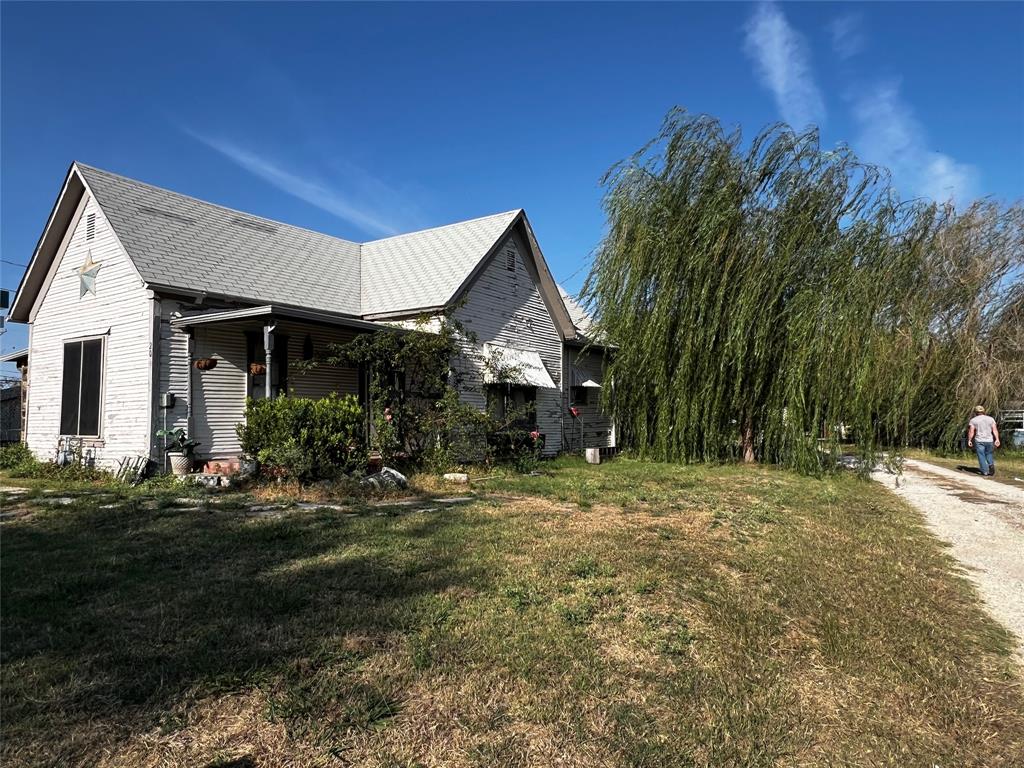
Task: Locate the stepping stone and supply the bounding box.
[370,499,418,507]
[295,502,347,511]
[432,497,474,504]
[244,504,288,517]
[43,497,75,506]
[0,487,29,495]
[443,472,469,484]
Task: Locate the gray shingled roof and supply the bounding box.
[78,164,364,315]
[558,284,595,338]
[76,163,525,318]
[361,210,520,316]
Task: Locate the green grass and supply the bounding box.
[2,457,1022,767]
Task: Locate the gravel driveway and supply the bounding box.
[874,459,1024,660]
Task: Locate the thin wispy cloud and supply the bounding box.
[743,2,826,130]
[829,13,864,60]
[741,4,978,205]
[851,79,977,204]
[183,128,405,237]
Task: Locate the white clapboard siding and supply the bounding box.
[156,299,191,438]
[192,326,247,459]
[281,322,361,399]
[453,231,564,455]
[26,194,154,467]
[564,346,615,450]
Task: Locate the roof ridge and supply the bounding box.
[74,163,524,250]
[362,209,522,246]
[73,161,363,248]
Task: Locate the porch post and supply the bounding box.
[263,320,276,399]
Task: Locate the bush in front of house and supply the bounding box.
[0,442,111,481]
[0,442,35,471]
[237,394,365,481]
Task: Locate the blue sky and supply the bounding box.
[2,1,1022,364]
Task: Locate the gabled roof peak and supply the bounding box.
[13,162,538,321]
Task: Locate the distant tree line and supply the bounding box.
[583,108,1023,472]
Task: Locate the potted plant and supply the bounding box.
[156,427,199,476]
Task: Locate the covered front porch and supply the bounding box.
[168,305,394,461]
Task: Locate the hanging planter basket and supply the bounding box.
[249,362,267,376]
[194,358,218,371]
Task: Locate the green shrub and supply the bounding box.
[237,394,366,481]
[0,443,111,482]
[0,442,34,471]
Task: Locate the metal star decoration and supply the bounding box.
[78,252,101,298]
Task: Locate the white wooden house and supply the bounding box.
[7,163,614,467]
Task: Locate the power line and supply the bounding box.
[1,259,27,268]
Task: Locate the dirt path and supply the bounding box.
[873,459,1024,660]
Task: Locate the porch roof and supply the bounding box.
[0,347,29,365]
[169,304,402,334]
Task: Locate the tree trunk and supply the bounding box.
[741,416,756,463]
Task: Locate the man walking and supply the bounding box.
[967,405,1001,476]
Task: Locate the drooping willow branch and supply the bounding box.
[584,108,1022,472]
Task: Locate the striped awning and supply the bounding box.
[483,344,557,388]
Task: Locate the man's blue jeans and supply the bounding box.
[975,441,995,475]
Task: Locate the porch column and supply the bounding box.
[263,320,276,399]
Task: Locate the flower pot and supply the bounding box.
[195,357,218,371]
[168,451,192,476]
[249,362,267,376]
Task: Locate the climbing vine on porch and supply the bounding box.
[298,312,539,470]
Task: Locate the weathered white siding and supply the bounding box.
[280,322,360,399]
[156,299,191,440]
[453,231,564,455]
[192,325,247,459]
[564,346,615,451]
[156,315,364,461]
[25,194,153,467]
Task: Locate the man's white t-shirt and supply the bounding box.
[970,414,997,443]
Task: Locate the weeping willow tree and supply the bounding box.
[584,109,1022,472]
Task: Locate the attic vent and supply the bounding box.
[86,213,96,240]
[138,205,197,225]
[505,248,516,271]
[231,216,278,234]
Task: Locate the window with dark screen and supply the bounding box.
[59,338,104,436]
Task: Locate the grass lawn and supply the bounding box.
[2,457,1022,767]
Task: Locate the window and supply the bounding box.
[571,386,590,406]
[60,338,104,436]
[486,384,537,428]
[86,213,96,241]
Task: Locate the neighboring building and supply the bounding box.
[7,163,614,467]
[1,382,23,444]
[998,402,1024,448]
[0,349,29,445]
